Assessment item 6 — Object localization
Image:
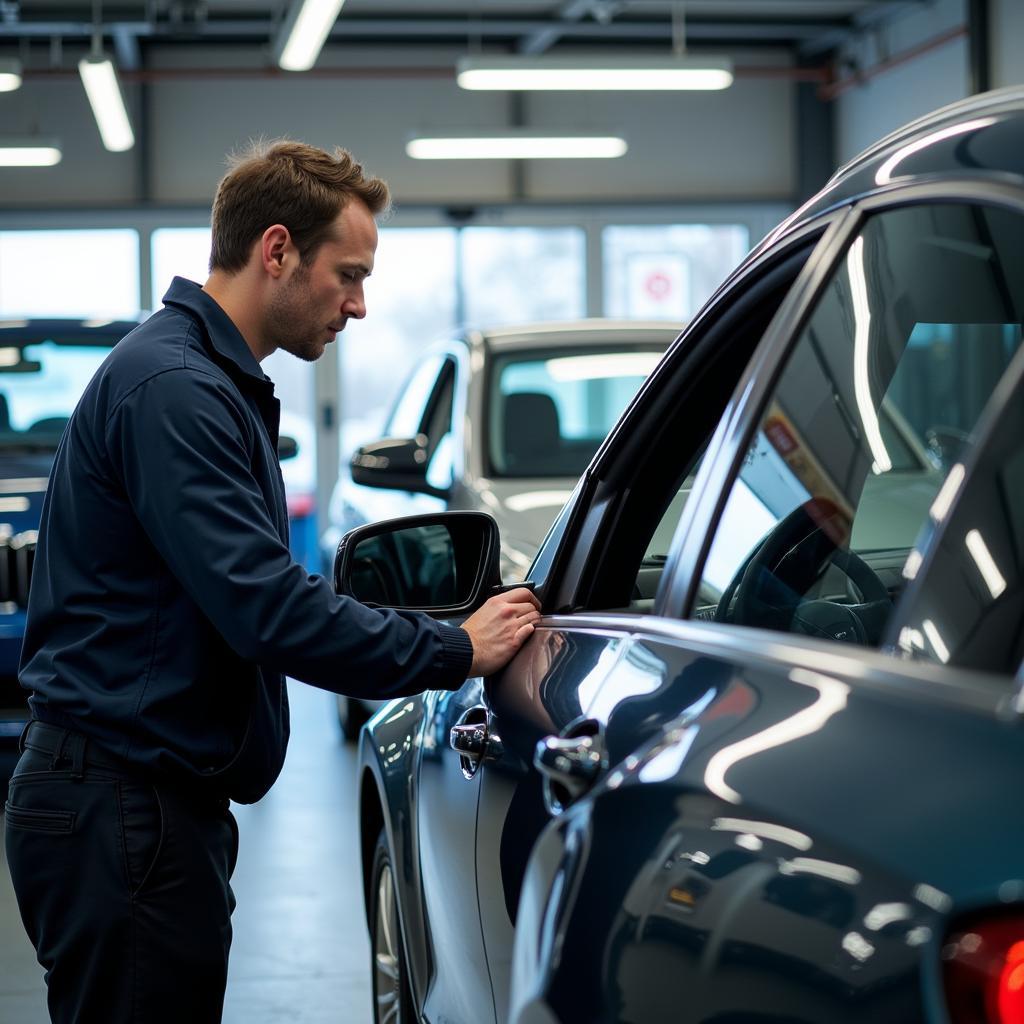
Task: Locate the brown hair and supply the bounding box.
[209,139,391,273]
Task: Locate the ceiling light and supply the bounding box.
[0,140,62,167]
[407,131,627,160]
[0,58,22,92]
[78,56,134,152]
[457,55,733,92]
[276,0,347,71]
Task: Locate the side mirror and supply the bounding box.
[334,511,501,616]
[350,435,448,498]
[277,434,299,461]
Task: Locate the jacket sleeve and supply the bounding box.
[103,367,474,698]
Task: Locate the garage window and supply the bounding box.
[0,229,139,319]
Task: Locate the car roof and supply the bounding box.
[472,319,682,354]
[759,85,1024,253]
[0,317,142,347]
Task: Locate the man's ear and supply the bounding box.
[261,224,292,279]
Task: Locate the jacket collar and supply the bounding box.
[161,276,272,390]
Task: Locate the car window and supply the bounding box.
[890,345,1024,678]
[422,360,456,491]
[695,202,1024,649]
[0,341,113,446]
[383,354,446,438]
[488,348,662,478]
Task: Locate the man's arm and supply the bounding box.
[105,368,512,697]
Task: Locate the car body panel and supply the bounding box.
[510,625,1018,1024]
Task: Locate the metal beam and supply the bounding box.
[0,15,860,46]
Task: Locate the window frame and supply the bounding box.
[663,180,1024,660]
[531,217,833,616]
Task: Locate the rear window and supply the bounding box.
[488,348,663,478]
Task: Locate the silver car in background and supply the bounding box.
[321,320,680,738]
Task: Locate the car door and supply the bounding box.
[462,223,830,1024]
[507,190,1024,1024]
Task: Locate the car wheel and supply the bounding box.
[337,694,369,743]
[370,827,416,1024]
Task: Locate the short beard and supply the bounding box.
[264,262,325,363]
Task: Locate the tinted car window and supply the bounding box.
[892,348,1024,677]
[697,203,1024,648]
[489,349,662,478]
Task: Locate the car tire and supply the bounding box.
[370,827,416,1024]
[337,695,369,743]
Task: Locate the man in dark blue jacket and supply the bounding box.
[6,141,540,1024]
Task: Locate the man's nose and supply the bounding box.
[342,285,366,320]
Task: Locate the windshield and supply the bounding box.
[489,347,663,478]
[0,341,113,448]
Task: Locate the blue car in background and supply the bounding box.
[0,317,310,779]
[0,319,142,774]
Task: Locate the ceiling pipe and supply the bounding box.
[818,24,966,101]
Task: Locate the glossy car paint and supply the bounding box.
[356,86,1024,1024]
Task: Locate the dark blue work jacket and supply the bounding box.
[20,278,473,803]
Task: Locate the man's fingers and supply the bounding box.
[514,621,536,644]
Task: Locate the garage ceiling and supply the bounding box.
[0,1,933,66]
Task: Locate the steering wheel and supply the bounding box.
[715,502,892,645]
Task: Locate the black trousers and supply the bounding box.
[4,722,239,1024]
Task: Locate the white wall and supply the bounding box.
[991,0,1024,89]
[1,45,795,208]
[835,0,969,163]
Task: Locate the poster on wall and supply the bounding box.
[624,252,691,320]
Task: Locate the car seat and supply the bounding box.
[503,392,562,474]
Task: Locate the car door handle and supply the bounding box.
[534,719,608,815]
[450,706,503,780]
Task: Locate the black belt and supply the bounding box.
[21,720,134,779]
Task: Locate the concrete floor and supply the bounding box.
[0,681,372,1024]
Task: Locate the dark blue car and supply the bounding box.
[341,86,1024,1024]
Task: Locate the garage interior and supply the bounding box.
[1,1,1022,1021]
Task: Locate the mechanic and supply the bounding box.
[5,140,541,1024]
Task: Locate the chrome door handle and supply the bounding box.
[449,706,503,780]
[534,720,608,814]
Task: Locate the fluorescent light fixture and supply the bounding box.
[78,56,134,152]
[546,352,660,380]
[929,462,966,523]
[457,55,733,91]
[965,528,1007,599]
[276,0,347,71]
[0,139,62,167]
[922,618,950,663]
[847,236,892,474]
[407,131,627,160]
[0,58,22,92]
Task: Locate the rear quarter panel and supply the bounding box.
[512,638,1023,1024]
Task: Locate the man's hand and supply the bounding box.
[461,588,542,677]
